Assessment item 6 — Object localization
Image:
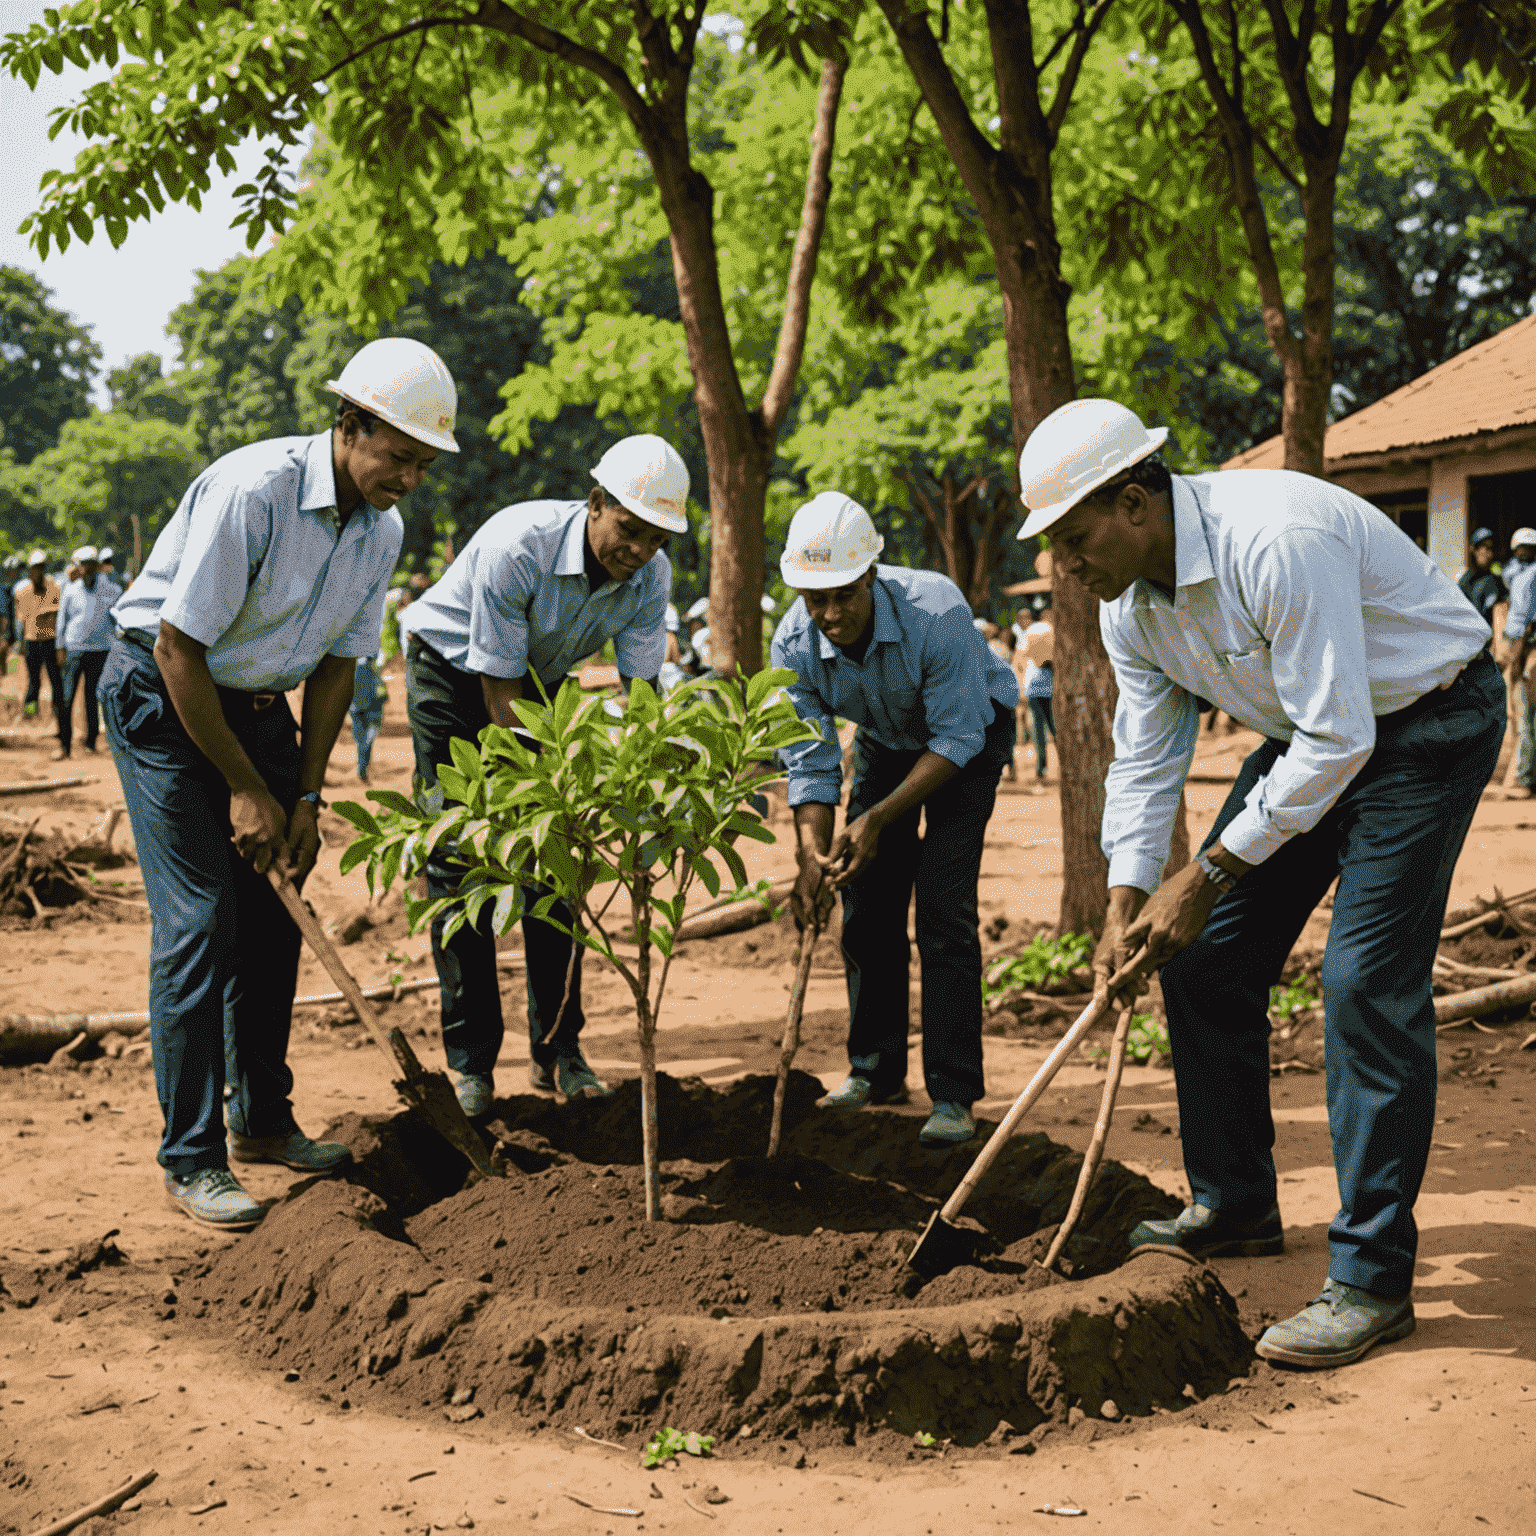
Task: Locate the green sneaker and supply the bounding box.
[230,1127,352,1172]
[817,1075,909,1110]
[164,1168,265,1231]
[554,1053,612,1099]
[1256,1278,1415,1368]
[919,1101,976,1147]
[455,1073,495,1118]
[1129,1200,1284,1259]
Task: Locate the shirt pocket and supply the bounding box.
[1217,644,1270,682]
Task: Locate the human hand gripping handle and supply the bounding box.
[815,810,882,892]
[230,786,289,875]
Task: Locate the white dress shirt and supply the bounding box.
[1100,469,1490,893]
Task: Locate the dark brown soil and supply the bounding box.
[191,1073,1253,1449]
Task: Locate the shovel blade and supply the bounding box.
[905,1210,978,1281]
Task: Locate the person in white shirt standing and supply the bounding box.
[1017,400,1501,1371]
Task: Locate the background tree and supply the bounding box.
[107,352,192,426]
[0,266,99,464]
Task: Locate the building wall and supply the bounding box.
[1427,443,1536,578]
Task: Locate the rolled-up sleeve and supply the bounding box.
[1218,529,1376,866]
[614,554,670,681]
[466,545,533,678]
[1101,612,1199,893]
[770,626,841,806]
[919,604,994,768]
[159,481,272,648]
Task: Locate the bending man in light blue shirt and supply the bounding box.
[53,544,122,760]
[1017,399,1500,1372]
[772,493,1018,1150]
[402,433,686,1118]
[105,337,459,1232]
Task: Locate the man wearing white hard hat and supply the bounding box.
[772,493,1018,1148]
[1018,397,1499,1369]
[103,336,457,1231]
[402,432,687,1117]
[16,550,63,727]
[1500,525,1536,798]
[53,544,122,759]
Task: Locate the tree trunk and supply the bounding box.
[632,881,662,1220]
[1280,169,1339,477]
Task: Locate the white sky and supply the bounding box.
[0,0,301,399]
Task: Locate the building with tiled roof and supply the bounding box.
[1223,314,1536,576]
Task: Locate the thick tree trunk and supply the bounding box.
[1281,171,1338,477]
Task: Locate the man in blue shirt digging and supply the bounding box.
[772,493,1018,1148]
[402,433,687,1118]
[106,337,458,1231]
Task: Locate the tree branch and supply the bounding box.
[311,11,480,91]
[1045,0,1116,141]
[758,52,848,443]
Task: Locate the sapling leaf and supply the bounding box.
[330,800,380,835]
[367,788,425,817]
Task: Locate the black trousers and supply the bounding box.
[838,703,1014,1105]
[60,647,108,751]
[405,637,586,1077]
[24,640,62,727]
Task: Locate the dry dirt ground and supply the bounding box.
[2,663,1533,1535]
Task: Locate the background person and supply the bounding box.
[1501,526,1536,799]
[0,554,17,680]
[402,433,686,1118]
[1018,398,1498,1371]
[350,651,389,782]
[103,336,456,1231]
[53,544,122,760]
[1457,525,1506,641]
[15,551,62,727]
[773,493,1018,1149]
[1020,598,1055,790]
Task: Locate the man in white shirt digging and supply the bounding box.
[1017,399,1499,1370]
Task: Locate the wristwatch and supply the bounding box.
[297,790,324,810]
[1195,849,1238,893]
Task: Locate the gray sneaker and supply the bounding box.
[1129,1201,1284,1259]
[919,1101,976,1147]
[1256,1278,1415,1368]
[229,1128,352,1173]
[554,1053,612,1099]
[164,1168,265,1231]
[817,1075,909,1110]
[456,1073,495,1118]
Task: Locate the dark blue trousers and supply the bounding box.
[60,647,107,752]
[1159,652,1504,1296]
[839,704,1015,1106]
[405,637,586,1077]
[101,638,303,1176]
[24,639,62,726]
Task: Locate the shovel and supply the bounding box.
[767,917,821,1157]
[268,869,499,1179]
[906,947,1151,1279]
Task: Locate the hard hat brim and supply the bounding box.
[591,477,688,534]
[327,384,461,454]
[1016,426,1168,539]
[781,552,879,591]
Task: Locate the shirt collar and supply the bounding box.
[814,571,902,660]
[1134,476,1214,607]
[300,431,342,516]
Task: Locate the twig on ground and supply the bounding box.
[683,1495,717,1518]
[1434,954,1521,980]
[26,1467,157,1536]
[560,1491,642,1517]
[1352,1489,1406,1509]
[572,1426,628,1452]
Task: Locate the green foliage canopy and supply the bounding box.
[0,266,100,464]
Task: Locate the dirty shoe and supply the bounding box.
[164,1169,264,1231]
[554,1053,611,1099]
[919,1101,976,1147]
[817,1076,908,1110]
[1256,1278,1414,1368]
[456,1073,495,1118]
[1129,1200,1283,1259]
[230,1127,352,1173]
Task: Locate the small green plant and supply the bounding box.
[336,670,818,1220]
[1080,1013,1170,1065]
[912,1430,937,1448]
[1270,976,1320,1018]
[642,1427,715,1468]
[984,931,1095,1001]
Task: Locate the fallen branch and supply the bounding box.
[1433,971,1536,1026]
[1442,885,1536,930]
[561,1492,641,1517]
[1434,954,1522,980]
[26,1467,157,1536]
[0,776,98,798]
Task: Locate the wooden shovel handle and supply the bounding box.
[938,947,1150,1224]
[767,920,819,1158]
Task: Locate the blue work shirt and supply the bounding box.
[57,575,124,652]
[112,432,402,691]
[770,565,1019,808]
[1504,558,1536,641]
[403,501,670,690]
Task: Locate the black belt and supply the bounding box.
[116,627,281,712]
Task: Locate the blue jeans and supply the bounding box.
[405,637,586,1077]
[101,638,304,1175]
[1027,695,1054,778]
[60,647,107,752]
[1158,652,1504,1295]
[351,707,382,778]
[838,703,1015,1106]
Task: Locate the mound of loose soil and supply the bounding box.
[193,1073,1251,1448]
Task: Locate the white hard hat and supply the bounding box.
[665,603,680,634]
[591,434,690,534]
[98,546,114,562]
[71,545,98,563]
[780,492,884,589]
[327,338,460,454]
[1016,399,1168,539]
[760,593,777,614]
[685,596,710,622]
[972,616,988,631]
[28,549,47,566]
[1512,526,1536,549]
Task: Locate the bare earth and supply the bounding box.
[2,665,1533,1535]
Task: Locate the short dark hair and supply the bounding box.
[1084,451,1172,508]
[335,398,382,435]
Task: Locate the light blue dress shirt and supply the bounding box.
[402,500,669,689]
[770,565,1019,808]
[113,432,401,691]
[1503,557,1536,640]
[57,576,123,652]
[1100,469,1490,892]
